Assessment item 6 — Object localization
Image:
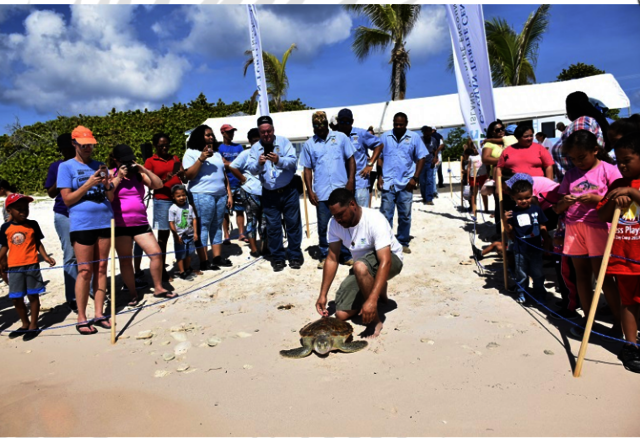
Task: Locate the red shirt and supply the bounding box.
[497,142,554,177]
[144,155,182,200]
[596,178,640,275]
[0,220,44,267]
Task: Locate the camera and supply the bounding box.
[123,161,139,175]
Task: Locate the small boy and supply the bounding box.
[504,176,550,304]
[0,194,56,340]
[168,185,200,280]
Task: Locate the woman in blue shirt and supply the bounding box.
[183,125,233,270]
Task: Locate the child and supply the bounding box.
[0,194,56,340]
[556,130,622,337]
[168,185,200,280]
[504,178,550,304]
[467,148,489,213]
[596,131,640,373]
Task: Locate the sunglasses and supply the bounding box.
[74,142,95,150]
[312,123,324,129]
[494,127,505,132]
[337,119,352,125]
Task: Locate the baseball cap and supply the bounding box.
[505,124,517,135]
[5,193,33,209]
[421,125,432,132]
[71,126,97,145]
[112,144,136,162]
[337,108,353,119]
[220,124,237,133]
[330,115,338,126]
[257,115,273,127]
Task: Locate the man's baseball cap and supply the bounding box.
[337,108,353,119]
[220,124,237,133]
[71,126,97,145]
[5,193,33,209]
[257,115,273,127]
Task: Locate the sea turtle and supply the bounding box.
[280,317,368,358]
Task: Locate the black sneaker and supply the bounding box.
[178,271,194,281]
[272,260,286,272]
[549,308,580,320]
[472,245,484,261]
[66,300,78,313]
[200,261,220,271]
[618,344,640,373]
[212,256,232,267]
[23,328,42,342]
[289,259,303,269]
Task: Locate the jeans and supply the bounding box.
[262,185,303,261]
[419,163,436,202]
[514,249,545,299]
[380,186,413,247]
[192,193,227,246]
[437,161,444,187]
[53,213,78,303]
[317,201,353,261]
[355,187,369,208]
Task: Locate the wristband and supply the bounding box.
[198,158,205,163]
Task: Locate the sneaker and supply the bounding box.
[249,251,261,258]
[212,256,232,267]
[472,246,484,261]
[66,300,78,314]
[317,259,326,270]
[223,238,231,245]
[200,260,219,271]
[289,259,303,270]
[515,293,526,304]
[178,271,194,281]
[618,345,640,373]
[569,325,585,339]
[549,308,580,320]
[402,246,412,254]
[272,260,286,272]
[424,201,434,206]
[134,276,149,289]
[341,259,354,267]
[433,193,439,198]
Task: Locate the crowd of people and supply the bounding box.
[1,91,640,374]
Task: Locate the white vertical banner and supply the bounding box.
[246,5,270,117]
[445,4,496,152]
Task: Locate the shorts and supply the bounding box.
[469,174,488,188]
[115,224,152,238]
[563,222,609,257]
[335,251,403,312]
[8,264,45,299]
[153,199,173,230]
[70,228,111,246]
[615,275,640,306]
[226,187,245,213]
[175,237,194,261]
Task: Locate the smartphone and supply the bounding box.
[263,144,274,156]
[99,165,107,178]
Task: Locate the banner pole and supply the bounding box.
[110,218,116,345]
[472,164,478,217]
[460,156,464,208]
[496,175,509,290]
[448,158,452,198]
[301,178,311,239]
[574,207,621,377]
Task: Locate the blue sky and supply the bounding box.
[0,4,638,135]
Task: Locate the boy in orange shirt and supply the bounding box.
[0,194,56,341]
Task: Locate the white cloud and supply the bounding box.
[176,5,352,59]
[0,6,190,116]
[405,5,450,59]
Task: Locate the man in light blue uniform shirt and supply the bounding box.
[377,112,427,254]
[247,115,304,272]
[335,108,382,208]
[301,111,357,268]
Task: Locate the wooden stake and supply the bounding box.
[574,207,621,378]
[110,218,116,345]
[301,178,311,239]
[471,163,479,217]
[448,158,452,198]
[460,156,464,208]
[496,175,509,291]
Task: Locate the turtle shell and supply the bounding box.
[299,317,353,338]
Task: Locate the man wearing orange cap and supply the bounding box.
[219,124,246,244]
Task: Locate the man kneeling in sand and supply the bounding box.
[315,188,403,338]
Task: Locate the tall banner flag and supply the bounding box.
[445,4,496,151]
[246,5,270,117]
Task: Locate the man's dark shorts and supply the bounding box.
[334,251,403,312]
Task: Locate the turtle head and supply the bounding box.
[313,334,332,355]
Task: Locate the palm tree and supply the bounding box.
[344,4,421,101]
[243,43,297,112]
[447,4,551,87]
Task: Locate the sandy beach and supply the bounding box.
[1,174,639,436]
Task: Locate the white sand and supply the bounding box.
[1,178,639,436]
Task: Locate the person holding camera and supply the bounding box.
[57,126,113,335]
[107,144,177,305]
[183,125,233,270]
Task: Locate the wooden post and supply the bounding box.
[448,158,452,198]
[460,156,464,208]
[496,175,509,290]
[301,178,311,239]
[110,218,116,345]
[574,207,621,378]
[471,163,478,217]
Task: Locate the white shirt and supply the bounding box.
[469,155,487,177]
[327,207,403,261]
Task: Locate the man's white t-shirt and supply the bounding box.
[327,207,404,262]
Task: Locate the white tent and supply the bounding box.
[202,74,630,145]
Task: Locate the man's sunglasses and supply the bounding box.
[74,142,95,150]
[337,119,352,125]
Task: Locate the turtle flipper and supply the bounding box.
[280,345,313,358]
[336,340,368,353]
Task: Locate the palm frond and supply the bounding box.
[515,4,550,74]
[352,27,392,60]
[393,4,421,38]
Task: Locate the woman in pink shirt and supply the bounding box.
[107,144,177,305]
[497,125,554,179]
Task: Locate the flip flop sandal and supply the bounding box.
[153,291,178,299]
[127,296,141,307]
[8,327,29,339]
[23,328,42,341]
[76,323,97,335]
[93,318,112,330]
[238,235,249,243]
